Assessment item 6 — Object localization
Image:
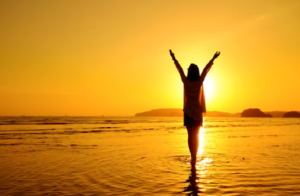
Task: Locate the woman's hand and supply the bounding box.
[169,50,176,61]
[213,51,221,60]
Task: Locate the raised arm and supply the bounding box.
[169,50,186,82]
[200,51,220,83]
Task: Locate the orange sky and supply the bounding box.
[1,0,300,116]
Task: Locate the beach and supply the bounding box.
[1,116,300,195]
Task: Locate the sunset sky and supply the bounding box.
[1,0,300,116]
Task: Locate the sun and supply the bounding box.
[203,76,215,100]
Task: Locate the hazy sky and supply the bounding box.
[1,0,300,116]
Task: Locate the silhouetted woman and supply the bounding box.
[169,50,220,166]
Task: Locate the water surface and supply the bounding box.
[1,116,300,195]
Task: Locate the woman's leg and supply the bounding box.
[187,126,200,165]
[186,126,193,156]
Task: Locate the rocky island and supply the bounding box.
[241,108,272,117]
[283,111,300,118]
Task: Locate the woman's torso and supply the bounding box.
[183,80,205,120]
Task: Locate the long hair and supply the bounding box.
[187,64,200,81]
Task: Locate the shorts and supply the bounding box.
[184,113,203,127]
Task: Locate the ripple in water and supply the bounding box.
[1,117,300,195]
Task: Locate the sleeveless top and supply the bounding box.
[183,79,206,120]
[179,61,213,120]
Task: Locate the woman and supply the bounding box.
[169,50,220,166]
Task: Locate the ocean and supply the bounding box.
[0,116,300,195]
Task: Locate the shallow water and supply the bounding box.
[1,116,300,195]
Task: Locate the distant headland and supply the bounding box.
[135,108,300,118]
[135,109,240,117]
[283,111,300,118]
[241,108,272,117]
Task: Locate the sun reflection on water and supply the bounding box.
[184,123,214,195]
[198,126,205,156]
[195,125,213,194]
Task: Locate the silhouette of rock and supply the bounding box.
[241,108,272,117]
[283,111,300,118]
[135,109,182,117]
[135,108,240,117]
[264,111,287,117]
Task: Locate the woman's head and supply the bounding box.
[187,63,200,81]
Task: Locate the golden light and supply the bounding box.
[203,76,215,101]
[198,126,205,156]
[197,125,213,168]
